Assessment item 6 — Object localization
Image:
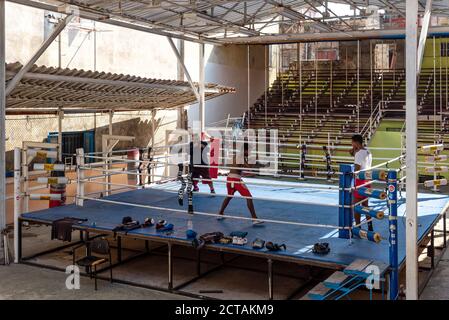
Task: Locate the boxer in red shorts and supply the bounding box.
[218,143,263,225]
[350,134,373,231]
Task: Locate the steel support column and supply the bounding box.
[199,43,206,134]
[405,0,419,300]
[0,0,6,255]
[58,110,64,162]
[167,37,200,102]
[176,39,185,129]
[417,0,433,74]
[247,45,251,129]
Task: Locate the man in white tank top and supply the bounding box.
[350,134,373,231]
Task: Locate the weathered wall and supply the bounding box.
[298,40,405,71]
[6,3,178,78]
[188,44,267,126]
[4,2,184,170]
[5,110,177,171]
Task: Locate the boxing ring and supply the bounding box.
[16,175,449,299]
[9,137,449,300]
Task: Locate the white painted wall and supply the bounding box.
[5,2,178,78]
[188,44,267,126]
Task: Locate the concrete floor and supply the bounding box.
[0,263,185,300]
[2,176,449,300]
[0,222,448,299]
[420,248,449,300]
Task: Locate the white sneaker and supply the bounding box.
[252,219,264,226]
[217,215,226,221]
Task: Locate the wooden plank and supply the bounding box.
[307,282,331,300]
[344,259,372,275]
[365,261,390,276]
[323,271,349,289]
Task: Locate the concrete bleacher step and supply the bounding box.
[303,259,391,301]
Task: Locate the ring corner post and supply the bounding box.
[13,147,22,263]
[76,148,85,207]
[388,169,399,300]
[339,164,354,239]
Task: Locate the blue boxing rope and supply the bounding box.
[338,164,399,300]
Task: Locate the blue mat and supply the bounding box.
[21,181,449,268]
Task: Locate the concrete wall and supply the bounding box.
[6,3,178,78]
[188,44,267,126]
[5,110,177,171]
[4,2,187,170]
[422,37,449,69]
[298,40,405,71]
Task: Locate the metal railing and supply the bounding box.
[360,100,383,140]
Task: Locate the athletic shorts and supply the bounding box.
[227,177,252,198]
[192,167,211,184]
[354,179,371,201]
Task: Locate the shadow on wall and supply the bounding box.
[94,116,163,152]
[188,44,266,126]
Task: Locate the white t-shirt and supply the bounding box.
[354,148,372,170]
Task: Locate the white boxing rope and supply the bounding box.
[84,187,135,197]
[193,163,343,176]
[79,195,347,230]
[193,177,340,190]
[351,180,383,190]
[221,138,404,151]
[281,161,340,169]
[420,144,444,153]
[84,143,190,156]
[83,154,148,164]
[81,171,179,182]
[36,177,69,184]
[33,163,65,171]
[80,171,134,181]
[79,166,168,176]
[81,180,144,189]
[424,155,448,162]
[168,188,340,207]
[29,193,62,201]
[353,155,405,174]
[424,166,448,173]
[424,179,448,188]
[26,149,58,159]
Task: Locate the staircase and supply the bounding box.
[302,259,389,300]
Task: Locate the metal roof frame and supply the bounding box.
[8,0,449,45]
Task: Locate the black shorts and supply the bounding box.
[192,167,211,179]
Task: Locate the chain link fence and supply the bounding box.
[5,110,178,172]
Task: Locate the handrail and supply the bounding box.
[360,100,383,138]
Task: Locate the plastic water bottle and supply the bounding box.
[187,219,193,231]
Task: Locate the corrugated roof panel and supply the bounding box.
[5,62,235,114]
